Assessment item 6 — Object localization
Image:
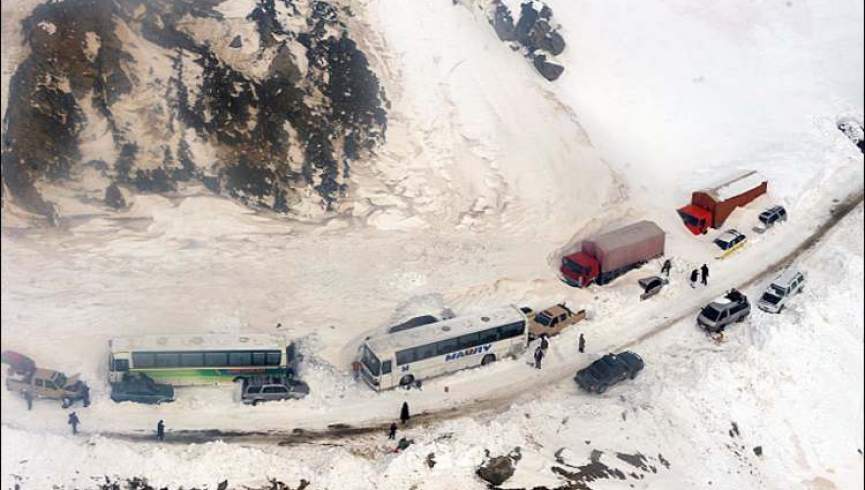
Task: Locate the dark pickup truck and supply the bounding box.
[575,351,644,394]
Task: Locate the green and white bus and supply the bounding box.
[358,306,529,390]
[107,334,299,386]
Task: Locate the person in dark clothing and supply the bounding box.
[24,389,33,411]
[351,361,361,381]
[81,384,90,407]
[701,264,709,285]
[661,258,672,277]
[690,269,699,288]
[533,346,544,369]
[68,412,79,435]
[388,422,397,440]
[540,335,549,351]
[156,420,165,441]
[400,402,410,425]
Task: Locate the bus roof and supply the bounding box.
[365,306,526,354]
[109,333,288,353]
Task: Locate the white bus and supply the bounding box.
[107,334,299,386]
[358,306,529,390]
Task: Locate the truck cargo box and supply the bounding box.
[581,221,666,273]
[691,170,767,229]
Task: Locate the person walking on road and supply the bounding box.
[690,269,699,288]
[156,420,165,441]
[400,402,410,425]
[24,389,33,411]
[661,258,672,277]
[701,264,709,285]
[533,346,545,369]
[388,422,397,440]
[68,412,80,435]
[540,335,549,351]
[578,333,586,353]
[81,384,90,407]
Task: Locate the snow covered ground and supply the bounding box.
[2,0,863,488]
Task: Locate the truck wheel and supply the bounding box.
[779,305,785,313]
[399,375,415,388]
[481,354,496,366]
[597,384,607,394]
[61,397,72,408]
[252,400,259,407]
[629,371,637,380]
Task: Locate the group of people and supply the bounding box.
[690,263,710,288]
[533,332,586,370]
[387,401,413,451]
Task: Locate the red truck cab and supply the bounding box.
[560,252,600,287]
[677,204,712,235]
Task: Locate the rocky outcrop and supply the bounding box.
[476,447,521,486]
[487,1,566,81]
[1,0,387,221]
[837,117,864,154]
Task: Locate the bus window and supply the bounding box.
[416,344,436,362]
[229,352,251,366]
[251,352,267,366]
[458,333,480,349]
[396,349,415,365]
[133,353,155,368]
[156,353,179,368]
[266,352,281,366]
[382,360,392,374]
[180,352,203,367]
[479,328,498,344]
[436,338,459,356]
[113,358,130,372]
[499,322,525,339]
[205,352,228,367]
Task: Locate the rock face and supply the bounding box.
[1,0,387,219]
[487,1,566,81]
[837,118,865,154]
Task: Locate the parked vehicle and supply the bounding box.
[560,221,666,287]
[358,306,529,390]
[757,269,806,313]
[6,368,89,408]
[697,289,750,333]
[110,372,175,404]
[388,315,439,334]
[714,229,747,259]
[1,351,36,378]
[241,376,310,405]
[107,334,300,386]
[678,170,768,235]
[527,304,586,339]
[758,205,787,228]
[574,351,644,394]
[638,276,668,300]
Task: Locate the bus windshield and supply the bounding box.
[360,345,381,376]
[562,257,587,276]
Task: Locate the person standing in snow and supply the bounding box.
[24,388,33,411]
[68,412,80,435]
[81,384,90,407]
[661,258,672,277]
[578,333,586,353]
[351,360,361,381]
[540,335,549,351]
[388,422,397,440]
[690,269,699,288]
[156,420,165,441]
[701,264,709,285]
[400,402,410,425]
[533,346,545,369]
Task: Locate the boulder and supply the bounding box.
[476,448,522,486]
[532,54,564,81]
[104,182,130,209]
[490,3,516,41]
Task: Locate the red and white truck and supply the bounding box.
[677,170,768,235]
[560,221,666,287]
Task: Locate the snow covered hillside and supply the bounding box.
[1,0,863,489]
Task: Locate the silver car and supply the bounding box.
[697,289,750,333]
[241,377,309,405]
[757,269,805,313]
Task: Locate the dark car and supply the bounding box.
[759,205,787,228]
[241,376,309,405]
[574,351,644,394]
[110,373,174,404]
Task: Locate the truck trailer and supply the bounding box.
[678,170,768,235]
[560,220,666,287]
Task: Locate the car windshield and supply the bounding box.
[714,237,732,250]
[761,292,782,304]
[535,312,553,326]
[562,257,587,275]
[770,285,787,297]
[701,305,722,321]
[360,345,381,376]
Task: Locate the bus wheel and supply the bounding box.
[481,354,496,366]
[399,375,415,388]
